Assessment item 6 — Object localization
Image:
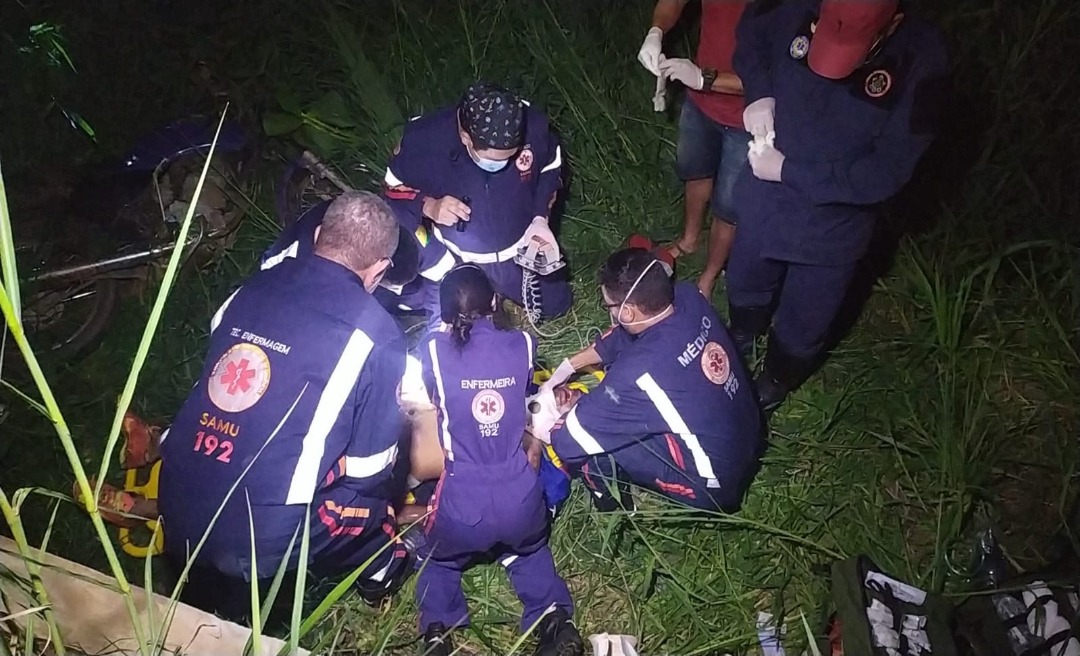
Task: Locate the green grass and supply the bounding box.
[2,0,1079,653]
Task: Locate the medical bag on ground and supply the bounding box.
[829,555,958,656]
[953,569,1080,656]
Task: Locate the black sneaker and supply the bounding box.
[420,623,453,656]
[588,480,636,514]
[355,557,412,607]
[753,371,790,414]
[533,608,584,656]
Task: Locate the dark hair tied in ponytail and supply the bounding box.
[440,265,496,349]
[450,312,476,348]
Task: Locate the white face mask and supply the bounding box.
[610,259,673,328]
[468,144,510,172]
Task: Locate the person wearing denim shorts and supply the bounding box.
[638,0,752,298]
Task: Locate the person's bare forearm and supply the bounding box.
[651,0,688,32]
[568,345,602,371]
[710,72,744,95]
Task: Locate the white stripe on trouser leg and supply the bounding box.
[384,167,406,187]
[500,554,519,568]
[635,373,720,487]
[565,406,604,455]
[344,444,399,479]
[428,340,454,460]
[540,145,562,173]
[285,329,374,504]
[421,250,457,281]
[368,556,394,583]
[210,287,241,334]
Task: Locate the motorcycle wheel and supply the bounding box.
[14,277,119,362]
[277,158,343,229]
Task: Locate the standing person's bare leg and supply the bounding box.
[697,219,736,298]
[667,178,712,258]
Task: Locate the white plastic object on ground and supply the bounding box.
[587,633,640,656]
[757,611,787,656]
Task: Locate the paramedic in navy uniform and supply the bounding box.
[727,0,949,410]
[534,248,765,512]
[159,191,413,620]
[259,197,456,331]
[382,81,572,322]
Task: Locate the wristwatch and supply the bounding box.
[701,67,718,91]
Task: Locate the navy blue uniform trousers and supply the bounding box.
[415,457,573,632]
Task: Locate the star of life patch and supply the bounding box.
[208,343,272,413]
[471,389,505,425]
[701,342,731,385]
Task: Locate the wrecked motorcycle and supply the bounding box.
[4,116,253,362]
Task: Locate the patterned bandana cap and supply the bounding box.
[459,82,525,150]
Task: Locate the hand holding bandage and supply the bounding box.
[748,142,785,182]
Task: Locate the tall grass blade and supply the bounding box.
[247,492,262,656]
[0,159,20,323]
[0,489,64,655]
[287,506,311,656]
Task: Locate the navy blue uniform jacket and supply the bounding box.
[733,0,949,265]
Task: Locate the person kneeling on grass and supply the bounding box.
[406,265,583,656]
[77,191,419,623]
[532,247,766,513]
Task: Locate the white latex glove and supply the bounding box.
[743,97,776,139]
[637,27,664,75]
[522,216,560,261]
[658,57,704,91]
[540,358,575,394]
[652,68,668,112]
[588,633,640,656]
[748,143,785,182]
[527,387,561,444]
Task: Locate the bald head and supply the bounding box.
[314,191,399,277]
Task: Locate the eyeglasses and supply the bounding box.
[597,291,620,311]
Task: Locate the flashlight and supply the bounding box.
[456,196,471,232]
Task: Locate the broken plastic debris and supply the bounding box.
[587,633,639,656]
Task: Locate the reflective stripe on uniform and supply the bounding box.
[260,240,299,271]
[344,443,398,479]
[384,167,406,187]
[522,331,535,370]
[635,373,720,487]
[565,405,604,455]
[540,145,562,173]
[421,248,457,281]
[427,339,455,461]
[285,329,375,504]
[210,287,241,334]
[431,226,521,264]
